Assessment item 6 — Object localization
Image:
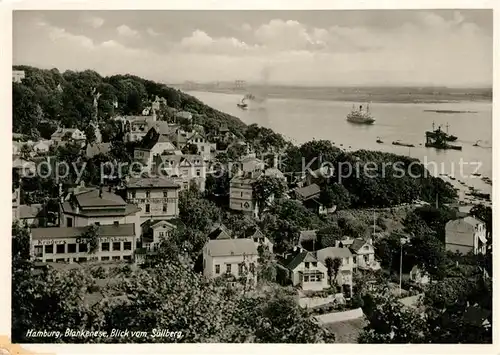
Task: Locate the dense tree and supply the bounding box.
[252,175,288,217]
[12,221,31,260]
[179,190,220,233]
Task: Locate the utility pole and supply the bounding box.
[399,237,408,296]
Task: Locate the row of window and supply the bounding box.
[41,255,132,263]
[130,191,174,198]
[143,204,169,213]
[303,273,324,283]
[34,241,132,256]
[214,263,255,275]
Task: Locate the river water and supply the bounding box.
[189,90,492,202]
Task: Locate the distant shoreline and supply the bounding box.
[182,87,492,105]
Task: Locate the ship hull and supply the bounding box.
[425,143,462,151]
[346,118,375,124]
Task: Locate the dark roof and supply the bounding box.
[207,224,232,240]
[61,201,140,217]
[286,251,318,270]
[127,177,180,189]
[74,188,126,208]
[349,239,368,253]
[205,238,258,257]
[243,226,264,239]
[294,184,321,200]
[31,223,136,240]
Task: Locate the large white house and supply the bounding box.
[202,238,259,284]
[445,216,487,255]
[60,187,142,240]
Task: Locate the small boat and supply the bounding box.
[392,141,415,148]
[450,176,456,180]
[376,137,383,144]
[472,173,481,177]
[237,97,248,110]
[473,140,480,147]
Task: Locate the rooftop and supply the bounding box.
[31,223,136,240]
[127,176,180,189]
[205,238,258,257]
[316,247,353,261]
[74,188,126,208]
[294,183,321,200]
[286,251,318,270]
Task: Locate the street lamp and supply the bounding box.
[399,237,409,296]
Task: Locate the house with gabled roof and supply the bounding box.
[134,128,181,170]
[340,237,380,270]
[140,219,178,253]
[203,238,258,284]
[292,183,336,215]
[60,187,142,240]
[243,226,273,253]
[280,249,328,291]
[51,128,86,146]
[184,130,216,161]
[154,154,206,191]
[316,247,355,288]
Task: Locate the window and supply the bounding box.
[56,258,65,263]
[123,255,131,261]
[163,204,167,212]
[146,190,151,198]
[113,242,121,251]
[101,242,110,252]
[346,258,350,264]
[159,231,165,237]
[112,256,120,261]
[45,245,53,254]
[215,264,220,274]
[238,263,244,275]
[94,222,100,226]
[113,221,119,226]
[66,217,73,227]
[101,256,110,261]
[201,146,205,151]
[304,275,310,282]
[353,257,357,264]
[45,259,53,263]
[67,244,77,253]
[196,169,201,176]
[56,244,65,254]
[254,238,258,243]
[79,243,88,253]
[304,262,310,269]
[124,242,132,251]
[312,262,318,267]
[226,264,232,273]
[163,191,168,197]
[131,191,136,199]
[78,257,87,262]
[145,204,150,213]
[34,246,43,257]
[249,263,255,273]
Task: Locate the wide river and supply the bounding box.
[189,91,492,201]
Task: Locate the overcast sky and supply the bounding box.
[13,10,492,87]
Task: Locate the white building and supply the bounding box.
[126,177,180,223]
[60,187,142,240]
[31,224,137,263]
[445,216,487,255]
[202,238,258,283]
